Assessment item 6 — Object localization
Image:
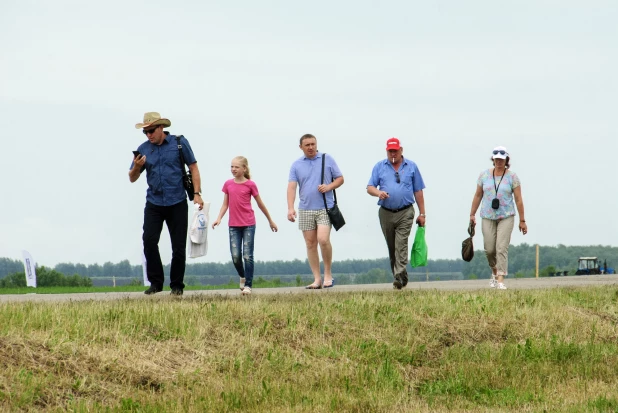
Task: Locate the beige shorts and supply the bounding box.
[298,209,331,231]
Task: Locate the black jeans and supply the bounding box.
[143,200,188,290]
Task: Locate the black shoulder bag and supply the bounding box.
[175,135,194,201]
[321,153,345,231]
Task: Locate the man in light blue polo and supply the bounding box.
[367,137,426,290]
[287,134,344,289]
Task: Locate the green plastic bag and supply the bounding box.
[410,226,428,268]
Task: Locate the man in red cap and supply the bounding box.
[367,138,426,289]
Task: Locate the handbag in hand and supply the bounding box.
[461,220,475,262]
[176,135,194,201]
[321,153,345,231]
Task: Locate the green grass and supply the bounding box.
[1,286,618,412]
[0,277,299,294]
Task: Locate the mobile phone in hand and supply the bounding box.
[132,151,141,158]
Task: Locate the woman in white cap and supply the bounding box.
[469,146,527,289]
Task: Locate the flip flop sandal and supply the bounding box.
[323,279,336,288]
[305,283,322,289]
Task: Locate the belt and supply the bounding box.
[381,204,413,213]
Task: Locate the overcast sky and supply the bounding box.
[1,0,616,268]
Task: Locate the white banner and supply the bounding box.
[21,250,37,288]
[141,251,150,286]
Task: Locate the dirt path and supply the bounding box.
[1,274,616,303]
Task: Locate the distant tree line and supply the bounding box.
[0,267,92,288]
[1,244,616,279]
[460,243,618,277]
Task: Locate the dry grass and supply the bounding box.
[1,287,618,412]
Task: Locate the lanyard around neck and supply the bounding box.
[493,169,506,195]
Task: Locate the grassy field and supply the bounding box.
[0,278,299,295]
[1,286,617,412]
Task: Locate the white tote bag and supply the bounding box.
[189,202,210,258]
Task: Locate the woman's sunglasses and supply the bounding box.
[143,126,159,135]
[493,150,506,155]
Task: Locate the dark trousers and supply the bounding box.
[143,200,188,290]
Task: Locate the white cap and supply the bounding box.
[492,146,509,159]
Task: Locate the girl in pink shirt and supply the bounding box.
[212,156,278,295]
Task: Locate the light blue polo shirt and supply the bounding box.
[130,133,197,206]
[289,152,343,210]
[367,157,425,210]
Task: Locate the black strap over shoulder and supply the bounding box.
[321,153,338,210]
[175,135,194,201]
[175,135,188,179]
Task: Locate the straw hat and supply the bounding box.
[135,112,171,129]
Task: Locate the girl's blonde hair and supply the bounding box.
[233,156,251,179]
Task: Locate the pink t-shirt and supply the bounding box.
[222,179,259,227]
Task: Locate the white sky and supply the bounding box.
[1,0,616,267]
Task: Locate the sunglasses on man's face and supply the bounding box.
[143,126,159,135]
[395,171,400,184]
[493,150,506,155]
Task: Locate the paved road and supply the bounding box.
[1,275,616,303]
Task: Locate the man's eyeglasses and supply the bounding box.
[493,150,506,155]
[143,126,159,135]
[395,171,400,184]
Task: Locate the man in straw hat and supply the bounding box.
[129,112,204,296]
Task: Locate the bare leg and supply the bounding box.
[317,224,333,284]
[302,230,322,285]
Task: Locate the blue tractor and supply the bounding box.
[575,257,601,275]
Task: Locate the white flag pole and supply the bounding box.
[21,250,37,288]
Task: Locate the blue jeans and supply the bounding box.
[229,226,255,287]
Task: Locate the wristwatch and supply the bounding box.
[419,214,426,217]
[194,192,202,197]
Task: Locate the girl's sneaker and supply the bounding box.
[240,277,246,291]
[242,286,252,295]
[497,283,507,290]
[489,275,497,288]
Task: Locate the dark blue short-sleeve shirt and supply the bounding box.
[130,132,197,206]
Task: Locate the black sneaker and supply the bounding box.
[144,285,163,295]
[401,279,408,288]
[393,279,403,290]
[170,289,184,296]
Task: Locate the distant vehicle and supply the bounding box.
[575,257,601,275]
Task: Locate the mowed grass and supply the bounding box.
[1,287,618,412]
[0,278,298,295]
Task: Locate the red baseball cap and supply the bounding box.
[386,137,401,150]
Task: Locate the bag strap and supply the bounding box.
[321,153,337,210]
[175,135,189,179]
[468,220,475,237]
